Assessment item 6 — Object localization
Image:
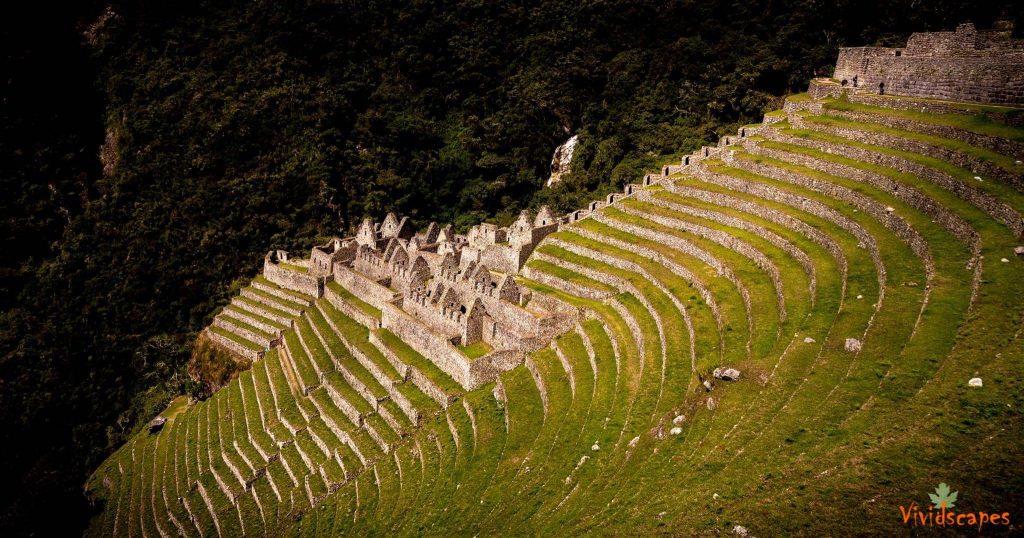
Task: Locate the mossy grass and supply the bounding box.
[457,340,491,359]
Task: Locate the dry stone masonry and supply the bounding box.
[833,21,1024,104]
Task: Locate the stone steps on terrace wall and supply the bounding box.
[745,136,982,254]
[212,316,273,349]
[788,111,1024,192]
[253,278,315,307]
[316,302,409,404]
[820,106,1024,161]
[367,329,452,410]
[685,163,886,291]
[280,335,319,395]
[634,189,819,302]
[762,127,1024,238]
[241,287,306,317]
[663,182,850,295]
[306,390,369,467]
[545,235,692,370]
[312,305,420,426]
[721,148,936,282]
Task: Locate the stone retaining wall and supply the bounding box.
[264,259,324,297]
[766,129,1024,238]
[824,108,1024,160]
[747,140,980,249]
[205,328,263,362]
[791,105,1023,191]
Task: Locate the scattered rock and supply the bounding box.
[713,493,720,500]
[713,367,742,381]
[803,336,816,344]
[885,206,895,213]
[702,379,714,392]
[844,338,862,352]
[672,414,686,426]
[905,281,919,287]
[856,294,863,300]
[148,417,167,434]
[973,175,983,181]
[733,525,750,536]
[670,427,682,435]
[969,377,983,388]
[657,511,667,520]
[629,436,640,448]
[1001,258,1009,263]
[706,397,717,411]
[1015,246,1024,256]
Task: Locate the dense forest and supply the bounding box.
[2,0,1021,534]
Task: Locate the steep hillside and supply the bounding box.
[85,83,1024,534]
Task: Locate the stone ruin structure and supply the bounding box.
[832,21,1024,104]
[211,208,574,390]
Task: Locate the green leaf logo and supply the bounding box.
[928,483,958,509]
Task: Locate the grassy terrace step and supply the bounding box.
[283,331,320,391]
[209,325,264,352]
[234,294,297,323]
[581,211,769,360]
[823,96,1024,142]
[799,113,1024,178]
[538,233,710,374]
[224,303,289,332]
[243,285,310,314]
[771,124,1024,219]
[319,300,402,383]
[373,328,462,397]
[218,311,277,341]
[310,301,391,402]
[296,316,336,378]
[523,259,618,295]
[327,281,382,320]
[618,199,811,360]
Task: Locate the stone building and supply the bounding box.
[833,21,1024,104]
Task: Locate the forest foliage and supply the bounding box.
[1,0,1021,533]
